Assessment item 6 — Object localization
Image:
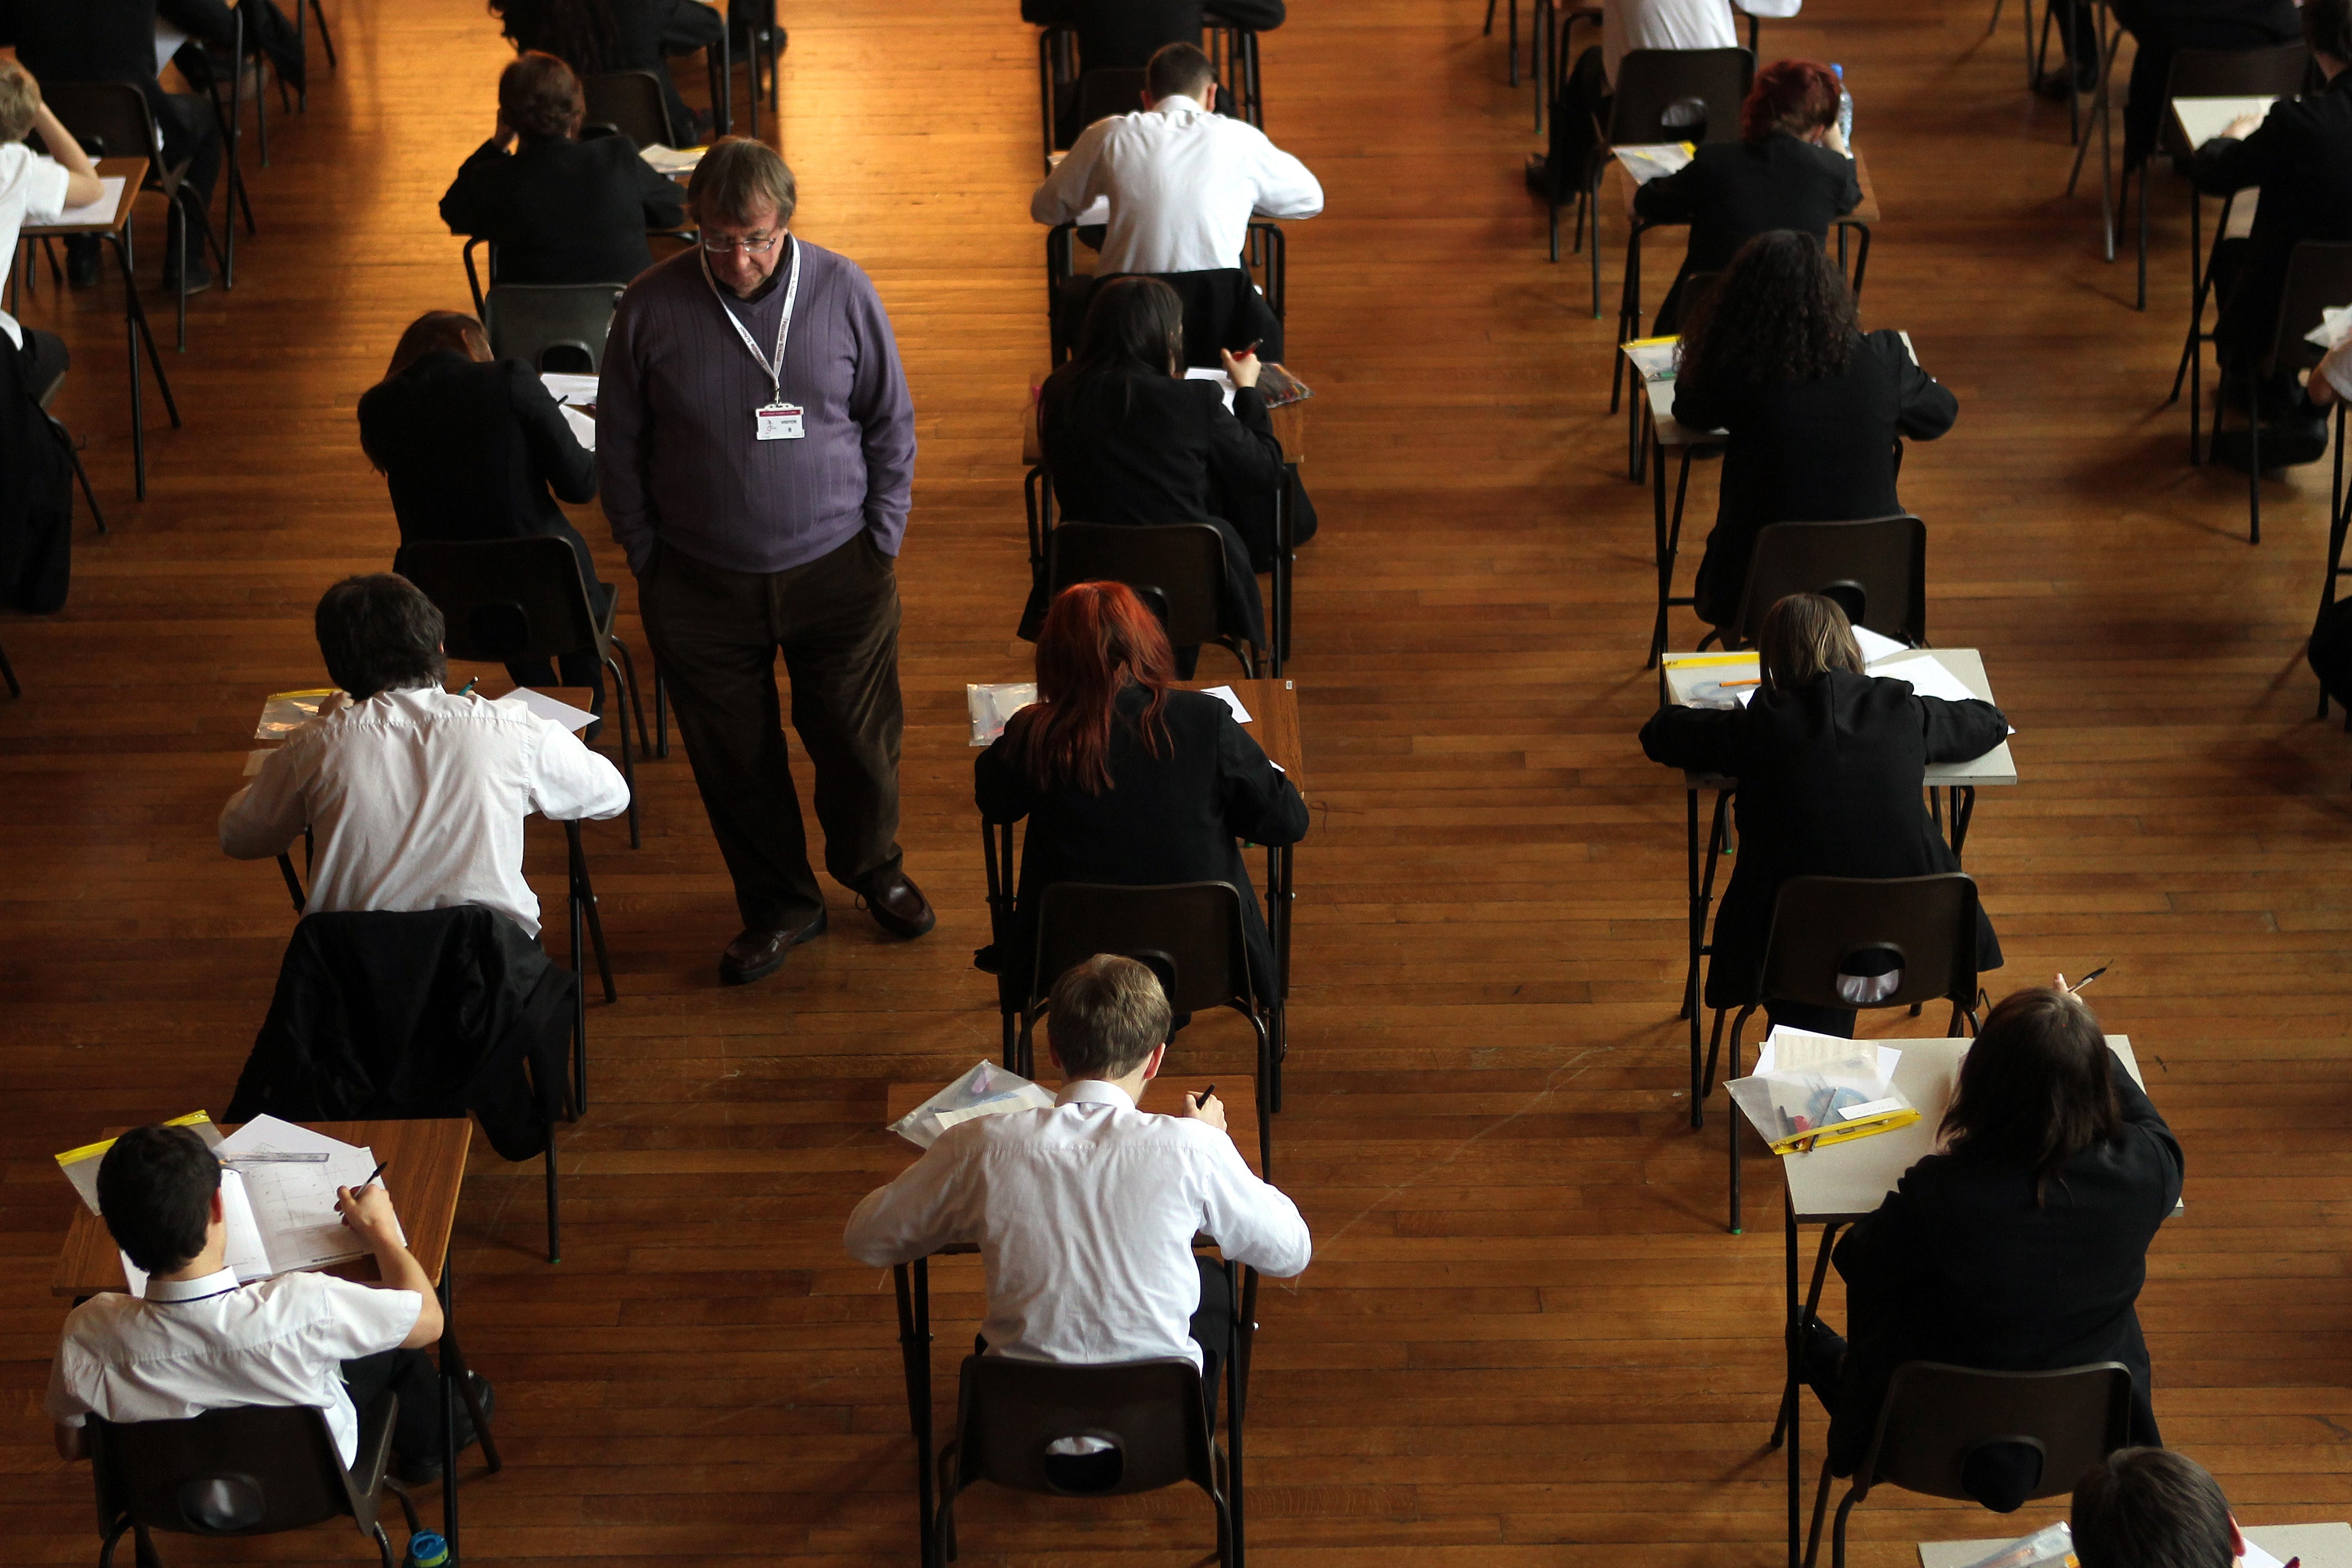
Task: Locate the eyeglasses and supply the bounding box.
[701,231,782,256]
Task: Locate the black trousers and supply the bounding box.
[640,532,906,932]
[978,1256,1235,1432]
[341,1348,446,1465]
[19,327,69,402]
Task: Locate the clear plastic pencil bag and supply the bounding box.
[1724,1043,1917,1155]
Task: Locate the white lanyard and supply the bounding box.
[701,233,801,406]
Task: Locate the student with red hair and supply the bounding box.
[975,581,1308,1008]
[1631,57,1861,331]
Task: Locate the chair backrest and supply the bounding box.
[1608,49,1755,147]
[1054,268,1278,369]
[1757,873,1980,1012]
[1860,1362,2135,1506]
[581,70,676,148]
[2261,242,2352,377]
[392,536,602,666]
[39,81,163,175]
[1077,68,1149,131]
[481,282,625,374]
[2162,44,2311,158]
[1731,516,1927,649]
[1029,880,1254,1012]
[949,1355,1216,1498]
[89,1406,363,1540]
[1047,522,1233,649]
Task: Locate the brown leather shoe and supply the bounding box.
[718,909,827,985]
[860,869,936,939]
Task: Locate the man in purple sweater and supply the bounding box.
[598,137,929,985]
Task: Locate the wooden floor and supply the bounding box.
[7,0,2352,1562]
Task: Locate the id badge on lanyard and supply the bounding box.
[705,235,805,441]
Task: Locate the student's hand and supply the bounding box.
[2222,113,2262,141]
[1220,347,1263,390]
[494,113,518,150]
[1179,1087,1228,1131]
[335,1183,404,1248]
[1821,121,1848,156]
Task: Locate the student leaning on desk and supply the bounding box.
[46,1124,489,1484]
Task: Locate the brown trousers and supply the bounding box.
[640,531,905,931]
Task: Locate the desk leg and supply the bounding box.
[566,820,617,1004]
[1775,1217,1843,1568]
[1232,1264,1257,1568]
[108,230,181,502]
[895,1260,935,1567]
[1948,786,1977,861]
[1649,430,1670,667]
[1684,787,1702,1122]
[1271,461,1297,676]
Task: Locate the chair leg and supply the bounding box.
[609,634,652,760]
[1724,1004,1755,1233]
[1828,1481,1864,1568]
[54,418,108,533]
[544,1119,562,1264]
[1699,1006,1728,1096]
[371,1522,396,1568]
[1801,1455,1837,1568]
[1548,198,1559,264]
[2248,363,2263,546]
[1588,180,1603,318]
[311,0,340,68]
[604,653,641,848]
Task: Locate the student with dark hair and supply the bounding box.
[2114,0,2302,169]
[1671,229,1957,631]
[1036,275,1286,661]
[45,1124,483,1484]
[1639,593,2006,1036]
[1632,58,1862,331]
[2073,1448,2245,1568]
[439,51,686,286]
[358,310,613,712]
[1793,987,2184,1497]
[218,573,629,937]
[975,580,1308,1009]
[487,0,724,145]
[846,951,1311,1419]
[2192,0,2352,469]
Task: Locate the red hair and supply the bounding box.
[1742,59,1841,142]
[1008,581,1175,793]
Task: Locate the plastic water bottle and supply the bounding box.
[405,1532,450,1568]
[1832,63,1854,144]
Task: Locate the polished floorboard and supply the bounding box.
[5,1,2352,1562]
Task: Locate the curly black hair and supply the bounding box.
[1676,229,1858,390]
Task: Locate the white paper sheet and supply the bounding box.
[540,371,600,405]
[1872,652,2017,734]
[1612,142,1694,185]
[1183,366,1238,413]
[1755,1027,1901,1086]
[212,1116,383,1274]
[496,686,599,734]
[639,143,706,174]
[1854,626,1908,663]
[49,177,128,230]
[1199,684,1253,724]
[559,403,597,451]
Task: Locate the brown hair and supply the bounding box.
[384,311,492,380]
[1942,987,2123,1203]
[687,136,798,229]
[2072,1448,2237,1568]
[499,50,584,141]
[0,61,40,144]
[1049,954,1173,1080]
[1146,41,1218,103]
[1758,592,1863,696]
[1742,59,1841,141]
[1004,581,1175,795]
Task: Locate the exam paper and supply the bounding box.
[540,371,600,405]
[1873,652,2017,734]
[1183,366,1239,413]
[213,1115,384,1273]
[496,686,599,733]
[1612,142,1694,184]
[1854,625,1909,663]
[559,402,597,451]
[1199,684,1253,724]
[51,176,128,228]
[1754,1027,1901,1087]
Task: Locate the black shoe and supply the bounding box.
[719,908,827,984]
[65,237,100,288]
[1524,153,1552,198]
[857,868,936,939]
[394,1375,495,1486]
[163,254,216,296]
[2211,418,2330,473]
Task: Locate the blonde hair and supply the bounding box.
[1758,592,1864,696]
[0,62,40,145]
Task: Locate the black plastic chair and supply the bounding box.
[1728,517,1928,651]
[1806,1361,2134,1568]
[392,536,652,848]
[1711,873,1984,1231]
[582,70,678,149]
[1078,68,1148,131]
[932,1356,1235,1568]
[1048,521,1259,676]
[481,282,625,374]
[2204,241,2352,545]
[1560,48,1753,315]
[43,80,227,352]
[2124,43,2308,313]
[87,1396,420,1567]
[731,0,785,134]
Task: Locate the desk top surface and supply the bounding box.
[1786,1036,2142,1226]
[886,1074,1261,1178]
[1921,1521,2351,1567]
[23,157,148,237]
[1658,647,2018,788]
[1179,677,1303,791]
[54,1118,473,1298]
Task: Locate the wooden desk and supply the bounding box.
[19,157,178,499]
[878,1074,1263,1568]
[1924,1522,2352,1567]
[50,1118,495,1558]
[1776,1040,2161,1568]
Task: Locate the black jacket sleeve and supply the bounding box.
[1215,710,1309,846]
[2192,103,2286,197]
[1204,383,1287,500]
[622,137,689,229]
[974,734,1036,824]
[1877,331,1958,442]
[1638,705,1740,774]
[2109,1050,2186,1208]
[508,361,599,504]
[1667,360,1730,435]
[1915,694,2007,765]
[438,140,507,237]
[1631,159,1699,226]
[1830,149,1864,216]
[655,0,726,52]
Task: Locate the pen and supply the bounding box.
[1195,1083,1217,1105]
[359,1159,390,1188]
[2066,964,2110,995]
[456,677,479,696]
[1719,678,1761,688]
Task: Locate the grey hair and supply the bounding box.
[687,136,798,228]
[1048,954,1172,1080]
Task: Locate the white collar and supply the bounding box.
[1056,1079,1138,1110]
[145,1267,241,1303]
[1148,94,1206,116]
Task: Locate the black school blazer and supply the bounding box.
[1674,329,1957,629]
[1632,134,1862,322]
[1826,1053,2184,1475]
[439,132,686,286]
[1638,669,2007,1008]
[2193,69,2352,366]
[976,686,1308,1004]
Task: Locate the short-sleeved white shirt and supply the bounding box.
[45,1268,424,1468]
[0,143,72,349]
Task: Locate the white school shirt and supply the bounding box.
[843,1080,1313,1370]
[1604,0,1796,83]
[0,143,72,349]
[46,1268,423,1468]
[1031,94,1324,277]
[219,685,631,938]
